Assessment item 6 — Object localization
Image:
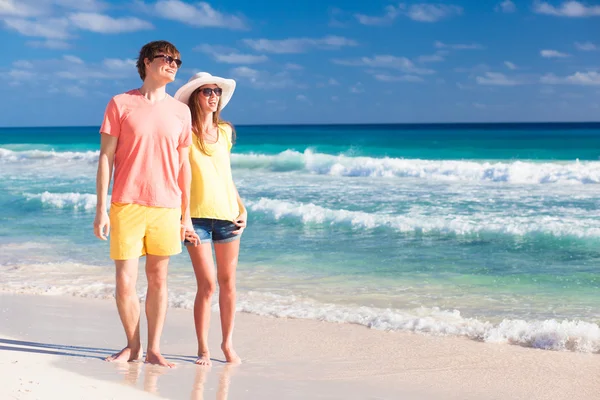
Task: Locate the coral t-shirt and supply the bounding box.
[100,89,192,209]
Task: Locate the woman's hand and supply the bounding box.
[181,217,200,245]
[232,210,247,234]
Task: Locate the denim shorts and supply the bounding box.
[184,218,241,245]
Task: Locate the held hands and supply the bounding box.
[93,211,110,240]
[233,209,247,235]
[182,217,200,246]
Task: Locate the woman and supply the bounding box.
[175,72,247,365]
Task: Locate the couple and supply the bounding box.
[93,40,245,367]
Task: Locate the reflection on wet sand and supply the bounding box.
[192,364,238,400]
[112,360,238,399]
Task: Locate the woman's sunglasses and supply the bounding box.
[153,54,182,68]
[199,88,223,97]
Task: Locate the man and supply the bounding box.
[93,40,199,368]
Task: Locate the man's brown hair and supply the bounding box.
[136,40,181,81]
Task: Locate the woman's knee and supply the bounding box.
[217,275,236,294]
[197,280,216,298]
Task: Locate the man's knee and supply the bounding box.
[147,270,168,290]
[115,273,137,297]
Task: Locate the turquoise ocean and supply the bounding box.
[2,123,600,352]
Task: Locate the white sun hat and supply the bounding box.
[174,72,236,110]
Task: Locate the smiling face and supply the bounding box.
[196,84,222,114]
[135,41,181,82]
[144,53,180,85]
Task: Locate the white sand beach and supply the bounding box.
[1,292,599,399]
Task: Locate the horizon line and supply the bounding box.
[2,121,600,129]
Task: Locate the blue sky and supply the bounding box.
[0,0,598,126]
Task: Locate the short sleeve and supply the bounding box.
[100,98,121,137]
[221,123,233,151]
[179,107,192,148]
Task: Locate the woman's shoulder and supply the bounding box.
[218,122,233,133]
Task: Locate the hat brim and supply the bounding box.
[174,76,236,111]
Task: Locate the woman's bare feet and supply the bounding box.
[221,343,241,364]
[145,350,175,368]
[105,346,142,363]
[195,350,212,366]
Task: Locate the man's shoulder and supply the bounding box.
[167,95,191,114]
[110,89,139,104]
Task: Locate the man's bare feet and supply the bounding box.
[195,350,212,366]
[145,350,175,368]
[105,346,142,363]
[221,343,241,364]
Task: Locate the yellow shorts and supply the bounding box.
[109,203,181,260]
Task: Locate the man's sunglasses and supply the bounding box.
[199,88,223,97]
[153,54,182,68]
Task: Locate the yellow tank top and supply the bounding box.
[189,123,239,220]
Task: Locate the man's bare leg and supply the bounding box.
[144,254,174,367]
[106,258,143,362]
[214,241,242,364]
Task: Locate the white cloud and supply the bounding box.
[540,49,570,58]
[27,40,70,49]
[533,1,600,17]
[4,56,139,88]
[217,53,268,64]
[8,70,35,80]
[355,5,398,25]
[328,78,339,85]
[1,0,107,18]
[417,51,447,63]
[3,17,70,39]
[495,0,516,12]
[243,36,358,54]
[575,41,597,51]
[68,13,153,33]
[230,66,260,80]
[150,0,246,30]
[195,44,268,64]
[540,71,600,85]
[504,61,518,70]
[329,7,351,27]
[13,60,34,69]
[454,64,491,73]
[356,3,462,25]
[350,82,364,93]
[54,0,108,12]
[332,55,435,75]
[103,58,136,70]
[476,72,522,85]
[404,3,463,22]
[0,0,40,17]
[435,41,485,50]
[63,55,84,64]
[230,66,298,89]
[285,63,304,70]
[296,94,311,104]
[373,74,424,82]
[64,85,85,97]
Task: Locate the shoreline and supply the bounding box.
[1,293,599,399]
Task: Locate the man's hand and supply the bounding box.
[232,210,247,235]
[94,211,110,240]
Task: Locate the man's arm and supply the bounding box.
[178,146,197,243]
[93,133,118,240]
